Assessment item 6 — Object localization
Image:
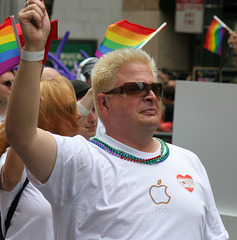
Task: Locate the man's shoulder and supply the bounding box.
[167,142,198,158]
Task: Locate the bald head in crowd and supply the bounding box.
[42,67,61,80]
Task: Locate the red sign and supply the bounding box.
[175,0,204,33]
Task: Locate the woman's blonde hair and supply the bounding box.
[91,48,158,120]
[0,75,80,156]
[38,76,79,135]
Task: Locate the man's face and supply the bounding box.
[106,62,162,132]
[0,71,14,110]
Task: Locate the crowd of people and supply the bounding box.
[0,0,233,239]
[155,30,237,133]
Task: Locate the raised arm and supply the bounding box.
[5,0,57,183]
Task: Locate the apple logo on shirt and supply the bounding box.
[149,179,171,205]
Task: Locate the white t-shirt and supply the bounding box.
[0,151,54,240]
[29,133,229,240]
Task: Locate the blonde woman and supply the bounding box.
[0,76,81,239]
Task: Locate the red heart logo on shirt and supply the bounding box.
[177,174,195,192]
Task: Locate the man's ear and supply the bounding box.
[97,93,110,117]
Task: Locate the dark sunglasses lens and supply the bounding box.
[151,83,163,98]
[123,82,163,99]
[124,82,144,95]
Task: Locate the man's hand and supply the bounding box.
[18,0,50,52]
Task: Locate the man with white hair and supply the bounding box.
[5,1,229,239]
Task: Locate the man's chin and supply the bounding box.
[142,115,160,124]
[142,120,160,130]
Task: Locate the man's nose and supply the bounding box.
[144,90,158,102]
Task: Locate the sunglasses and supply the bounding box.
[1,81,12,88]
[104,82,163,99]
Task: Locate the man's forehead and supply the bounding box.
[116,62,154,83]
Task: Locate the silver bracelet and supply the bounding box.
[21,49,45,61]
[77,101,91,117]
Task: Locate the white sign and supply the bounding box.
[175,0,204,33]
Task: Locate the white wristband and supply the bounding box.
[21,49,45,61]
[77,101,91,117]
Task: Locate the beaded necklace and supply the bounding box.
[89,137,169,165]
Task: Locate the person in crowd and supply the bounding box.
[228,31,237,68]
[158,67,176,87]
[0,147,54,240]
[76,55,105,138]
[177,72,192,81]
[157,85,175,132]
[0,71,14,123]
[76,57,105,138]
[70,79,91,100]
[5,1,229,239]
[41,66,61,80]
[0,75,82,239]
[77,57,98,86]
[71,79,98,140]
[158,67,169,85]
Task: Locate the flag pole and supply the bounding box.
[138,22,167,49]
[213,15,232,33]
[213,15,233,81]
[10,15,22,56]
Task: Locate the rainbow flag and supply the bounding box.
[204,18,225,56]
[0,16,21,76]
[95,19,157,58]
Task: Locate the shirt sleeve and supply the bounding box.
[27,133,94,207]
[179,147,229,240]
[204,179,229,239]
[197,159,229,240]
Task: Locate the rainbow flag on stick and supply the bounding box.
[0,16,21,76]
[95,20,166,58]
[204,16,231,56]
